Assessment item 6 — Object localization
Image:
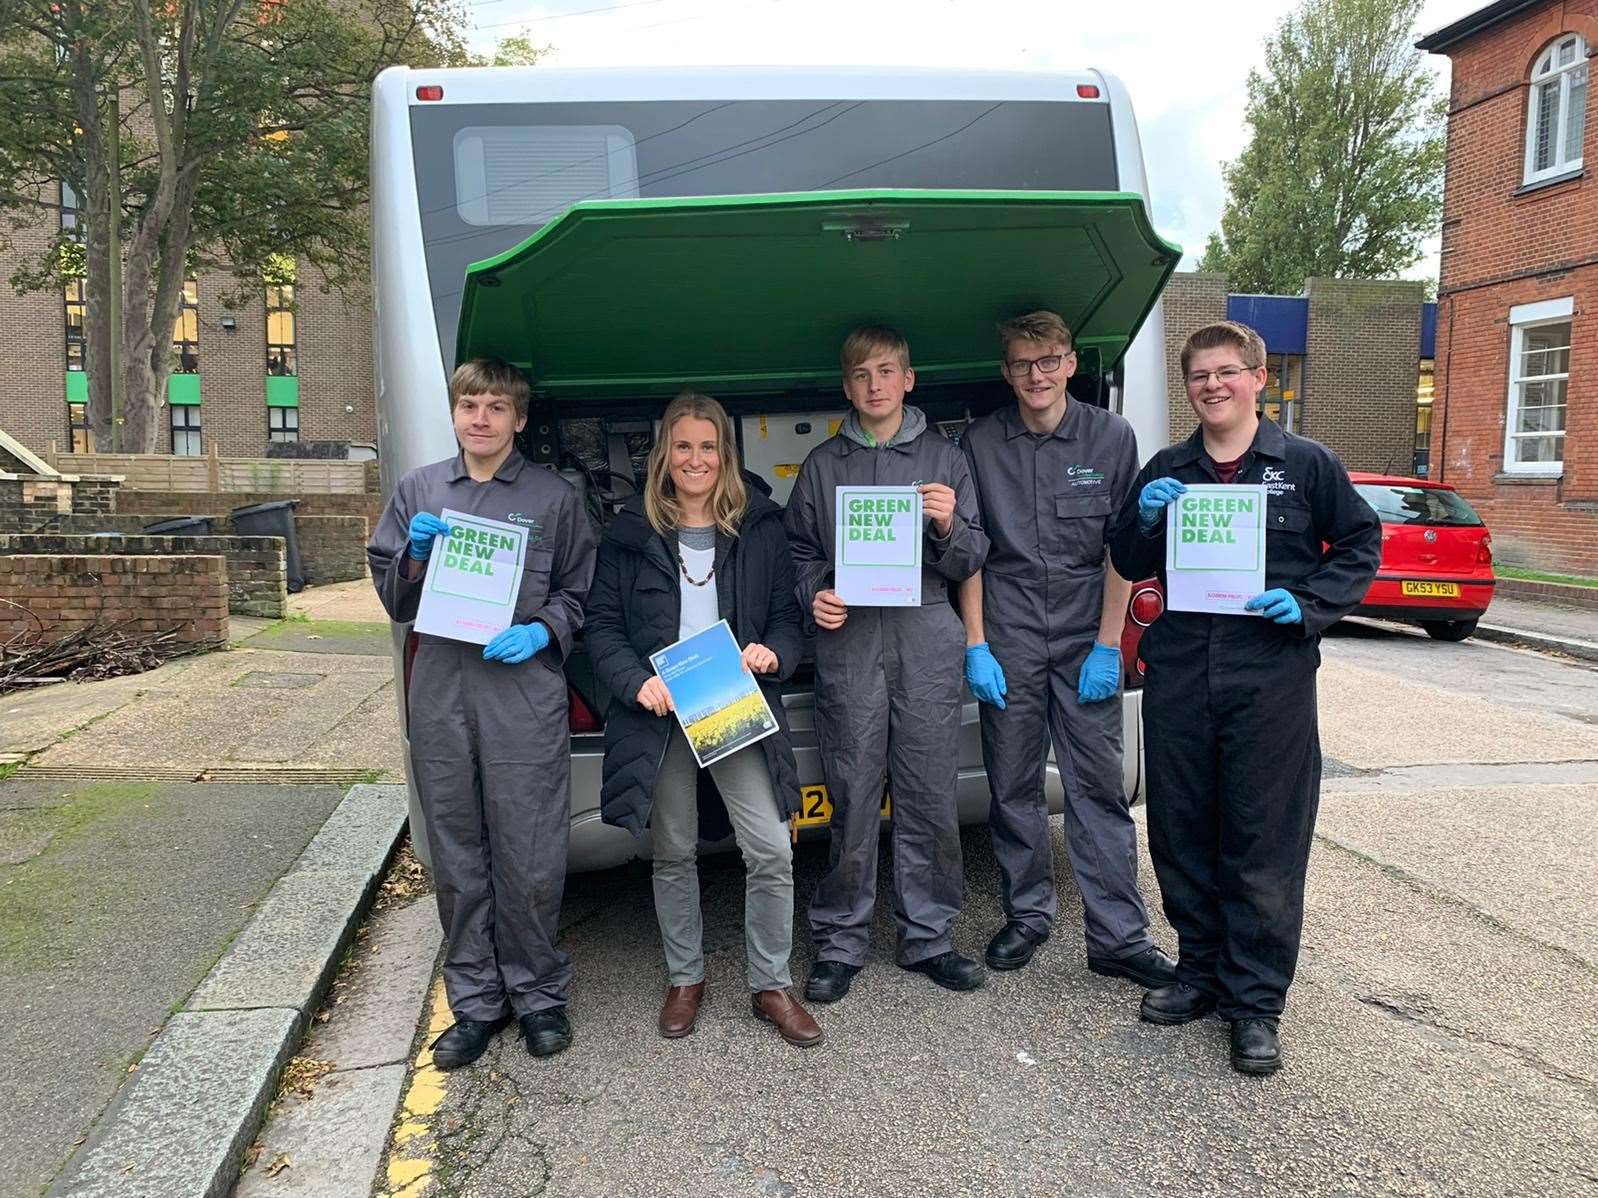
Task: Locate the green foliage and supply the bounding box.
[1199,0,1446,294]
[489,33,551,66]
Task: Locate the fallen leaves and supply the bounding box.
[264,1153,292,1177]
[278,1056,334,1101]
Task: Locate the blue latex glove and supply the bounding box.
[407,512,453,561]
[964,643,1007,709]
[1137,477,1188,529]
[1245,589,1303,625]
[1077,642,1122,704]
[483,621,550,664]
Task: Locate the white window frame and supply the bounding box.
[1523,34,1588,184]
[1503,297,1573,476]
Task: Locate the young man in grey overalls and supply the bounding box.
[786,325,990,1002]
[958,311,1175,988]
[368,358,595,1068]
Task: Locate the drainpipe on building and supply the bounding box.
[1437,295,1452,485]
[107,93,124,454]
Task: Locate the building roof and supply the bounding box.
[1416,0,1547,52]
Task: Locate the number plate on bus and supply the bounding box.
[791,785,891,830]
[1402,581,1460,597]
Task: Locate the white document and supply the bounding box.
[834,485,922,607]
[1164,485,1268,615]
[413,508,527,645]
[650,619,780,768]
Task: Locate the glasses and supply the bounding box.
[1186,365,1255,387]
[1004,353,1070,379]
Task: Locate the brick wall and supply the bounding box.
[1159,272,1231,446]
[0,554,228,646]
[0,532,288,618]
[293,515,370,584]
[0,207,68,456]
[1301,278,1424,472]
[0,473,122,533]
[1425,0,1598,575]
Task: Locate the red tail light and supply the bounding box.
[1076,84,1100,98]
[415,85,443,101]
[568,687,602,733]
[1477,533,1493,566]
[1129,586,1164,627]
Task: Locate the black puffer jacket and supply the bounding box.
[586,479,804,836]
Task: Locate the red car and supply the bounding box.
[1348,472,1495,641]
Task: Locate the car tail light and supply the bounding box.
[415,84,443,101]
[1477,532,1493,565]
[568,687,602,733]
[1129,586,1164,627]
[1076,84,1100,98]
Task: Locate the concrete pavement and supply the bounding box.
[0,579,414,1197]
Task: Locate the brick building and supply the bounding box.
[1419,0,1597,574]
[1160,273,1433,476]
[0,189,375,461]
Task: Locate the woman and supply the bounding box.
[586,391,822,1048]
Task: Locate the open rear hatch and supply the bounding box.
[454,189,1181,395]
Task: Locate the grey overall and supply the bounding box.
[368,452,596,1020]
[960,401,1153,959]
[786,407,989,967]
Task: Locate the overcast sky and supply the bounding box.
[461,0,1487,285]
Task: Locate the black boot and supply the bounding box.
[1230,1018,1282,1075]
[1088,944,1178,989]
[804,960,860,1003]
[1139,982,1217,1025]
[429,1015,510,1071]
[520,1008,573,1058]
[985,921,1048,971]
[901,950,986,992]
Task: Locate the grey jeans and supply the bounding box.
[651,726,794,991]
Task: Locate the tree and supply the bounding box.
[0,1,470,452]
[1198,0,1446,294]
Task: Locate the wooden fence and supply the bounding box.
[46,444,369,494]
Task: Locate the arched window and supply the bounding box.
[1524,34,1587,183]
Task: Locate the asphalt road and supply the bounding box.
[386,626,1598,1198]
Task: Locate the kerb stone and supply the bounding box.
[48,1009,298,1198]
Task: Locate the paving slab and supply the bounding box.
[0,666,182,757]
[286,579,384,624]
[237,619,393,657]
[32,649,391,771]
[0,780,344,1198]
[291,783,410,877]
[306,899,442,1070]
[47,1009,299,1198]
[232,1064,409,1198]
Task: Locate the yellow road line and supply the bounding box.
[378,978,453,1198]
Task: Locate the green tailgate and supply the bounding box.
[455,189,1180,398]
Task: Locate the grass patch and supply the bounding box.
[0,761,20,782]
[1496,565,1598,589]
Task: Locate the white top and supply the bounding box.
[677,543,719,641]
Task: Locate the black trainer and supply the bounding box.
[985,921,1049,971]
[429,1016,510,1071]
[1139,982,1218,1026]
[804,960,860,1004]
[520,1008,573,1058]
[1088,944,1178,989]
[901,950,986,992]
[1230,1018,1282,1075]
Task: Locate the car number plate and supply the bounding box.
[1402,581,1460,597]
[791,784,891,831]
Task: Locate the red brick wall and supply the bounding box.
[0,554,228,645]
[1428,0,1598,575]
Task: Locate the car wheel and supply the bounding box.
[1421,618,1478,642]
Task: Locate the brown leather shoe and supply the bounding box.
[658,982,704,1039]
[752,988,824,1048]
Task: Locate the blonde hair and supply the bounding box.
[643,392,749,538]
[1179,321,1267,375]
[998,311,1074,355]
[450,358,531,418]
[840,324,910,375]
